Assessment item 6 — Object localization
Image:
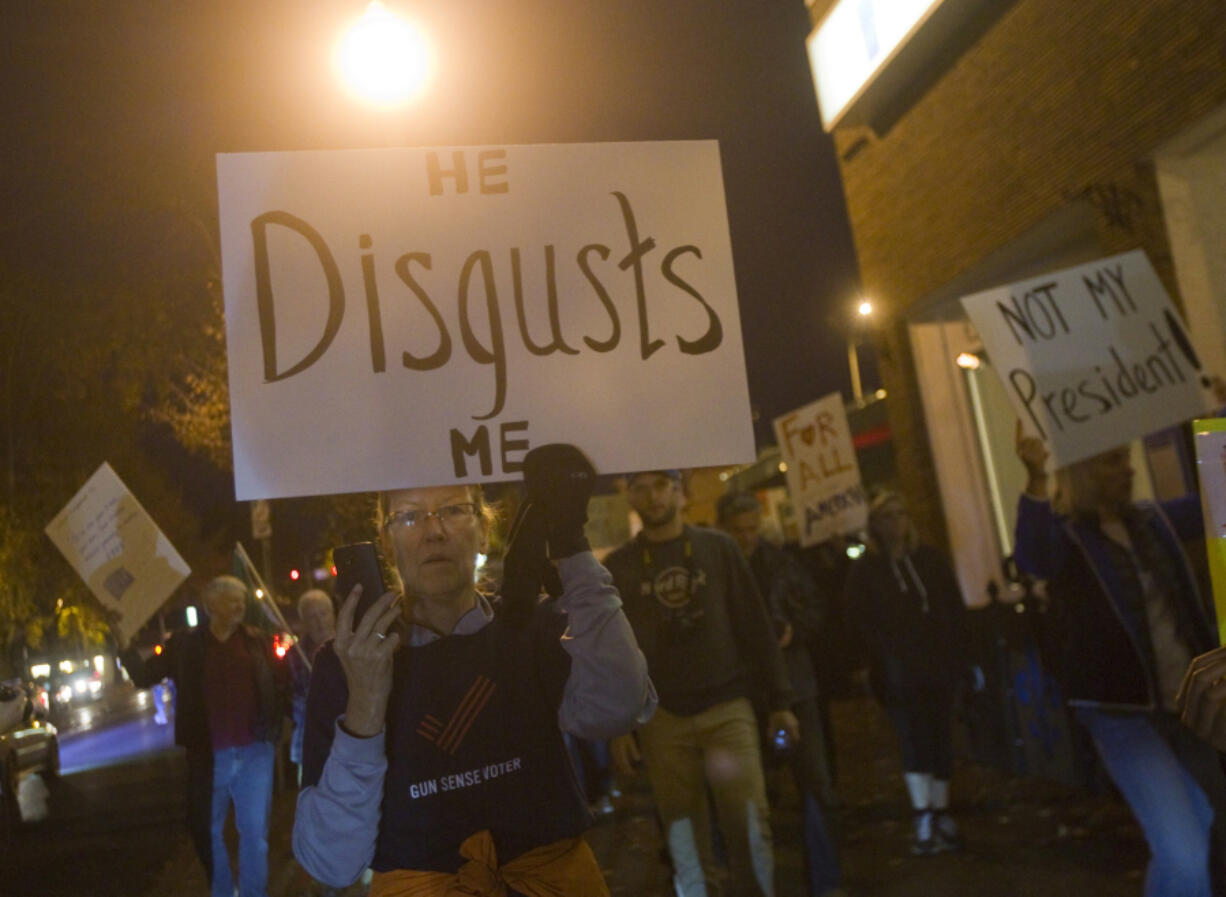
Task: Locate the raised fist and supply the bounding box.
[522,444,597,559]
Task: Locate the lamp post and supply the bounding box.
[848,299,873,404]
[335,1,433,107]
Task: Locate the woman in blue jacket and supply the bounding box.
[1014,428,1224,897]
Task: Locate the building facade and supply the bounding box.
[806,0,1226,605]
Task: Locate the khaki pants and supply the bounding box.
[637,697,774,897]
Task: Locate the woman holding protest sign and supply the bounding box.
[845,491,971,856]
[1013,422,1226,897]
[292,444,655,896]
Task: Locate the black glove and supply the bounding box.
[522,443,596,559]
[499,501,563,624]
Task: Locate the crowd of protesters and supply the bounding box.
[114,415,1226,897]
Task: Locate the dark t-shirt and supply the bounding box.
[604,525,792,716]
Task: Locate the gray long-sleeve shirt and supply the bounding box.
[292,552,656,886]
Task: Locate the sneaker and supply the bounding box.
[933,812,963,852]
[911,810,939,856]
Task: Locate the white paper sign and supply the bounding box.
[773,393,867,546]
[217,141,755,499]
[961,250,1213,467]
[45,463,191,643]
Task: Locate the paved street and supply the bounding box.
[3,690,1151,897]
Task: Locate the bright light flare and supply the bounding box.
[857,300,873,316]
[955,352,982,370]
[335,2,432,107]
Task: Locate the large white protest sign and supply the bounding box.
[217,141,755,499]
[45,463,190,644]
[961,250,1214,468]
[773,393,867,547]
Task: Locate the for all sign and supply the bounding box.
[773,393,867,547]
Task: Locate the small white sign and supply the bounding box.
[45,464,190,644]
[773,393,867,547]
[217,141,755,499]
[961,250,1213,468]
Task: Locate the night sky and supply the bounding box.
[3,0,862,450]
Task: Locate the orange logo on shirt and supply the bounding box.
[416,674,496,755]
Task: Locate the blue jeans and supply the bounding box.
[210,740,275,897]
[1076,708,1214,897]
[564,733,612,803]
[790,698,840,896]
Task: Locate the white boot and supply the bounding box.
[911,809,937,855]
[903,773,936,855]
[903,772,931,813]
[929,779,962,851]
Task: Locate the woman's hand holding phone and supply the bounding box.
[334,584,402,737]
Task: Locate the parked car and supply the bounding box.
[0,680,59,826]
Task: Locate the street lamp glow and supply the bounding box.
[956,352,982,370]
[335,2,432,107]
[857,300,873,317]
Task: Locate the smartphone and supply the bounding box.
[333,541,388,628]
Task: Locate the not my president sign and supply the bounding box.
[217,141,755,500]
[961,250,1214,468]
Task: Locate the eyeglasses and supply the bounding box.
[384,502,479,533]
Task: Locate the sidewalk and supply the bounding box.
[142,694,1146,896]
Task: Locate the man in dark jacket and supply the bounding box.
[607,470,798,897]
[121,575,287,897]
[718,491,842,897]
[1015,432,1225,895]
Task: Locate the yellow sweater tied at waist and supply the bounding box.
[367,829,609,897]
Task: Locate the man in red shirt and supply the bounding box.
[121,575,287,897]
